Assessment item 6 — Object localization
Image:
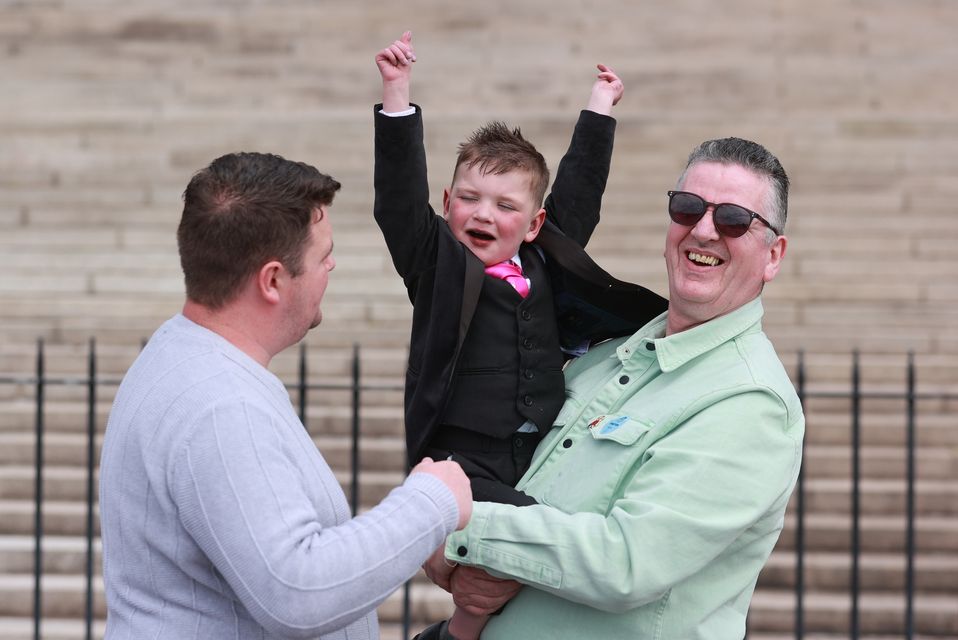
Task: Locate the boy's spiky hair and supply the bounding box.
[453,121,550,207]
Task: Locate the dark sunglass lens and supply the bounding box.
[669,192,705,226]
[713,205,752,238]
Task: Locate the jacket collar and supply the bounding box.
[617,297,765,373]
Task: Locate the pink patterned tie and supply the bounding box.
[484,260,529,298]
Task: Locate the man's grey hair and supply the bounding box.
[677,137,789,238]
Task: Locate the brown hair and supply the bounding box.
[453,122,550,208]
[177,152,340,308]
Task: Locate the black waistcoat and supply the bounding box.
[438,246,566,439]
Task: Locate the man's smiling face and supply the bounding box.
[663,161,786,334]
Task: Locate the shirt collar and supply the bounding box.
[616,297,766,372]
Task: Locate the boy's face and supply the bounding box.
[442,163,546,266]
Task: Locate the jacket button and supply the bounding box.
[645,342,656,351]
[457,546,468,557]
[619,375,630,384]
[523,395,533,406]
[524,369,534,380]
[562,439,573,449]
[514,437,524,448]
[521,310,532,321]
[523,338,533,350]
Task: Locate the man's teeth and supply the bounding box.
[688,251,720,266]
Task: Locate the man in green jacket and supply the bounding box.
[425,137,805,640]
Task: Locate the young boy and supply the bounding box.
[374,32,666,640]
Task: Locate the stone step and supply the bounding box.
[0,501,96,537]
[801,444,956,480]
[0,536,100,575]
[793,477,958,517]
[0,434,101,468]
[0,575,106,619]
[0,617,105,640]
[804,412,958,448]
[777,513,958,554]
[748,589,958,637]
[759,550,958,593]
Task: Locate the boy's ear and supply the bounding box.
[524,207,547,243]
[442,188,451,219]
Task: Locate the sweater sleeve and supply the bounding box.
[170,398,458,638]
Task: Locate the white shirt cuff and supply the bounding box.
[380,106,416,118]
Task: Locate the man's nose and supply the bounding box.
[691,207,720,240]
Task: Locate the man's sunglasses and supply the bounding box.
[667,191,780,238]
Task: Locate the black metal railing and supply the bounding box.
[1,343,955,640]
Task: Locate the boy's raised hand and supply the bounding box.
[376,30,416,112]
[586,63,624,116]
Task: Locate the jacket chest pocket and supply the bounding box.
[538,415,652,515]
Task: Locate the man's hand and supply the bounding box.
[585,63,624,116]
[410,457,472,529]
[375,30,416,113]
[423,544,457,593]
[451,566,523,616]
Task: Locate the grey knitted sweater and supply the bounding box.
[99,314,459,639]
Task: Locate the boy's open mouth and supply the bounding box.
[468,229,495,241]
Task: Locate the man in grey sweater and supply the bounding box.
[99,152,472,639]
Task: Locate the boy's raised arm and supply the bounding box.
[543,64,623,246]
[375,30,416,113]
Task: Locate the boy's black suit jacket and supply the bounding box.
[374,106,668,466]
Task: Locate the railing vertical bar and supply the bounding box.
[298,343,308,431]
[33,339,45,640]
[850,350,861,640]
[403,340,413,640]
[795,350,806,640]
[85,339,97,640]
[904,351,916,640]
[402,580,412,640]
[350,343,361,516]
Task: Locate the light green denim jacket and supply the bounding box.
[445,297,804,639]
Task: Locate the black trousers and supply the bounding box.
[424,425,539,507]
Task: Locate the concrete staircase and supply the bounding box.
[1,0,957,637]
